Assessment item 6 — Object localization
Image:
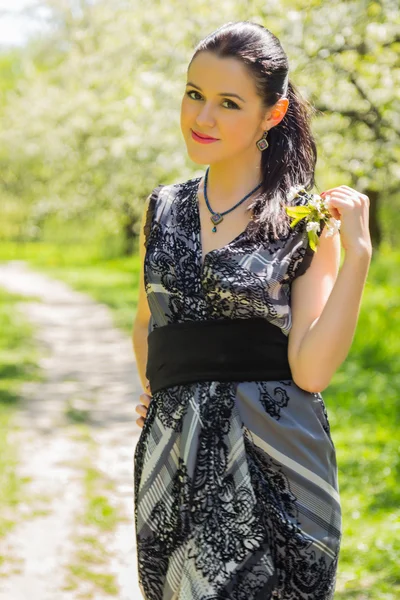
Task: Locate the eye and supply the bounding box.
[221,99,240,110]
[186,90,240,110]
[186,90,202,101]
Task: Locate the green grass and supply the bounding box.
[0,287,41,541]
[327,243,400,598]
[0,406,21,540]
[1,240,399,598]
[0,286,42,405]
[0,242,139,332]
[63,425,126,598]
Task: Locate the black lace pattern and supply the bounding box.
[134,177,341,600]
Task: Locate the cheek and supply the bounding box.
[180,97,195,125]
[180,100,192,137]
[223,115,253,143]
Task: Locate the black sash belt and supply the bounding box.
[146,317,292,393]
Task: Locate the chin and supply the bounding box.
[188,154,210,165]
[185,147,212,165]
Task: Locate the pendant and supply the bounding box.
[210,212,223,232]
[211,213,223,225]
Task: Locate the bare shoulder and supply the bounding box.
[287,226,341,376]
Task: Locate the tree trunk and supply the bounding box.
[365,188,381,249]
[123,217,135,256]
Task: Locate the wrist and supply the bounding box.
[344,244,372,262]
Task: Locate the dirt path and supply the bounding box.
[0,260,143,600]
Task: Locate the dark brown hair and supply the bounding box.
[189,21,318,241]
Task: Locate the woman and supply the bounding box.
[132,21,372,600]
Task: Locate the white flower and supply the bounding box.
[325,217,341,237]
[306,220,321,233]
[285,188,341,250]
[321,194,331,210]
[308,194,323,211]
[286,184,306,202]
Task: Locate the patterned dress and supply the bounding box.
[134,176,342,600]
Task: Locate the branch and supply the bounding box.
[305,55,400,138]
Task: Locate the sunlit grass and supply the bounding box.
[0,406,20,539]
[0,288,41,541]
[323,242,400,598]
[0,242,139,332]
[63,425,126,598]
[0,287,42,405]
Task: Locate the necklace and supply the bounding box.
[203,166,263,232]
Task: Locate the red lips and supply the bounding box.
[191,129,219,141]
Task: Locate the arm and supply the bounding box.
[288,225,372,393]
[132,194,152,393]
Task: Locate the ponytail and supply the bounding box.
[255,79,318,241]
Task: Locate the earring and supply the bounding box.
[256,130,269,151]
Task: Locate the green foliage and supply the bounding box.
[324,245,400,597]
[0,0,398,250]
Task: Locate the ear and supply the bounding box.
[262,97,289,130]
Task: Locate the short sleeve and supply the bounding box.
[286,192,326,282]
[143,184,165,249]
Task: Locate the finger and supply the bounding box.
[135,404,148,417]
[333,190,360,201]
[145,381,152,394]
[322,192,358,207]
[322,189,360,203]
[325,208,341,221]
[319,196,341,219]
[136,416,145,428]
[139,393,151,407]
[322,190,353,199]
[320,188,341,197]
[337,185,360,194]
[322,185,356,195]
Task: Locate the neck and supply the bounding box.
[202,155,263,210]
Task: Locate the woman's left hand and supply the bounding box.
[135,381,152,429]
[320,185,372,256]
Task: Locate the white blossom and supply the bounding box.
[308,194,323,211]
[325,217,341,237]
[306,220,321,233]
[321,194,331,210]
[286,184,306,202]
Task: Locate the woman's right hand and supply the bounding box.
[135,381,152,429]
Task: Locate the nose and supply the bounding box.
[195,103,216,129]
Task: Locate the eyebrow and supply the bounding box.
[185,82,246,103]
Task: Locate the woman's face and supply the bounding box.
[180,51,282,165]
